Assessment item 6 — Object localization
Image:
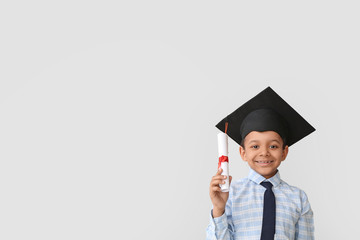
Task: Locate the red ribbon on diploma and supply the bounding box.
[218,155,229,169]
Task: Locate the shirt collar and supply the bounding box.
[247,168,281,188]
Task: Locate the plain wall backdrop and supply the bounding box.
[1,1,359,239]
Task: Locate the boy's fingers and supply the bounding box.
[211,186,221,192]
[212,175,227,180]
[211,179,226,186]
[211,176,226,185]
[216,168,223,175]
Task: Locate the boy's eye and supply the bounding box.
[270,145,278,149]
[251,145,259,149]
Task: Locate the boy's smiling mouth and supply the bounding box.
[254,160,274,165]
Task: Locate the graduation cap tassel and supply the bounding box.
[225,122,228,134]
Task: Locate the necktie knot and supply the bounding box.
[261,181,273,190]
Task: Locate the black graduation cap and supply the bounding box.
[216,86,315,147]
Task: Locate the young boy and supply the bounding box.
[206,87,315,240]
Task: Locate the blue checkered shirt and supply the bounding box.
[206,169,314,240]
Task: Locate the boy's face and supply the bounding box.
[239,131,289,179]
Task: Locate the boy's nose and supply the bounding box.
[259,149,270,156]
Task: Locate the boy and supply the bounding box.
[206,87,315,240]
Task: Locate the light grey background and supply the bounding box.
[0,1,359,239]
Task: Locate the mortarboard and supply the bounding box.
[216,86,315,147]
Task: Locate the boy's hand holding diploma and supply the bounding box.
[209,168,232,218]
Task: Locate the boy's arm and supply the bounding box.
[206,189,234,240]
[295,190,315,240]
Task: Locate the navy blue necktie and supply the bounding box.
[260,181,276,240]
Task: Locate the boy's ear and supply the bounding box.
[281,145,289,161]
[239,146,247,162]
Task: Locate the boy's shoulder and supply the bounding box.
[279,180,311,203]
[229,176,256,194]
[232,176,251,187]
[279,178,300,190]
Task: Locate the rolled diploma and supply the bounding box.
[217,132,229,192]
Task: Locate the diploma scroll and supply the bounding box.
[217,132,230,192]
